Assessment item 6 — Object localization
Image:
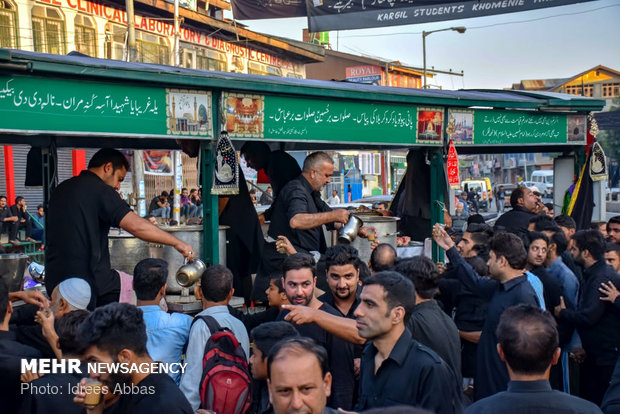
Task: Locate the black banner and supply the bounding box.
[231,0,307,19]
[306,0,596,32]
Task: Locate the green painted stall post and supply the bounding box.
[430,149,445,263]
[200,91,221,266]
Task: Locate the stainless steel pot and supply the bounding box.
[338,215,363,244]
[0,253,29,292]
[109,225,228,293]
[345,215,399,263]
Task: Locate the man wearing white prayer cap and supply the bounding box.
[51,278,92,317]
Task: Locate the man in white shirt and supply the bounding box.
[326,190,340,205]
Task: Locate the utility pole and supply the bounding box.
[174,0,180,66]
[125,0,137,62]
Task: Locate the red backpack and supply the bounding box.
[192,315,251,414]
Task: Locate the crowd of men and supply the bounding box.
[0,195,42,246]
[4,147,620,414]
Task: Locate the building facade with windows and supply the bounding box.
[2,0,323,77]
[511,65,620,110]
[0,0,325,215]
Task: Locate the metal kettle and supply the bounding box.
[338,215,363,244]
[175,258,207,287]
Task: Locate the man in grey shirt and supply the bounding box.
[179,265,250,411]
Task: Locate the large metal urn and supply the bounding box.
[0,253,29,292]
[345,215,399,263]
[109,225,228,293]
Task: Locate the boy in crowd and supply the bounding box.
[133,258,191,385]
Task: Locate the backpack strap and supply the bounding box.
[192,314,223,335]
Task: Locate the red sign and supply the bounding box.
[345,65,382,79]
[447,141,460,189]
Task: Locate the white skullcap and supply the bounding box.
[58,278,91,310]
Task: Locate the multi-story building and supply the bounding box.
[0,0,325,210]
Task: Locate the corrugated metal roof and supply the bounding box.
[0,49,606,112]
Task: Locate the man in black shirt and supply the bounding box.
[0,280,42,414]
[19,310,90,414]
[494,187,538,240]
[396,256,462,379]
[276,253,355,410]
[465,305,602,414]
[433,226,539,400]
[254,151,350,301]
[354,271,462,413]
[46,149,194,308]
[555,230,620,405]
[554,215,583,282]
[249,322,300,414]
[73,303,193,414]
[9,196,36,241]
[0,194,20,244]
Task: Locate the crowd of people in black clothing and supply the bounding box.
[4,184,620,414]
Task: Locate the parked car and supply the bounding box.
[531,170,554,197]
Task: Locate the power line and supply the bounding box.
[338,4,620,38]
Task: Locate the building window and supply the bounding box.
[136,31,169,65]
[181,44,227,71]
[31,5,65,55]
[74,14,96,56]
[104,23,125,61]
[603,83,620,98]
[565,84,593,97]
[0,0,18,48]
[248,61,281,77]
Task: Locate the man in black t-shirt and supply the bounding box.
[253,152,352,301]
[74,303,193,414]
[46,149,194,308]
[276,254,356,410]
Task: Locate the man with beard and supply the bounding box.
[555,230,620,405]
[524,232,565,390]
[433,226,540,401]
[277,253,354,410]
[73,303,192,413]
[494,187,538,240]
[354,271,462,413]
[254,152,352,301]
[607,216,620,244]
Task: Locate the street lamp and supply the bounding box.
[423,26,466,89]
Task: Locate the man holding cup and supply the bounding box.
[73,303,192,413]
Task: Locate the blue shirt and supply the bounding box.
[526,271,546,310]
[465,380,603,414]
[547,257,579,308]
[139,305,192,384]
[179,305,250,411]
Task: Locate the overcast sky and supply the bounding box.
[228,0,620,90]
